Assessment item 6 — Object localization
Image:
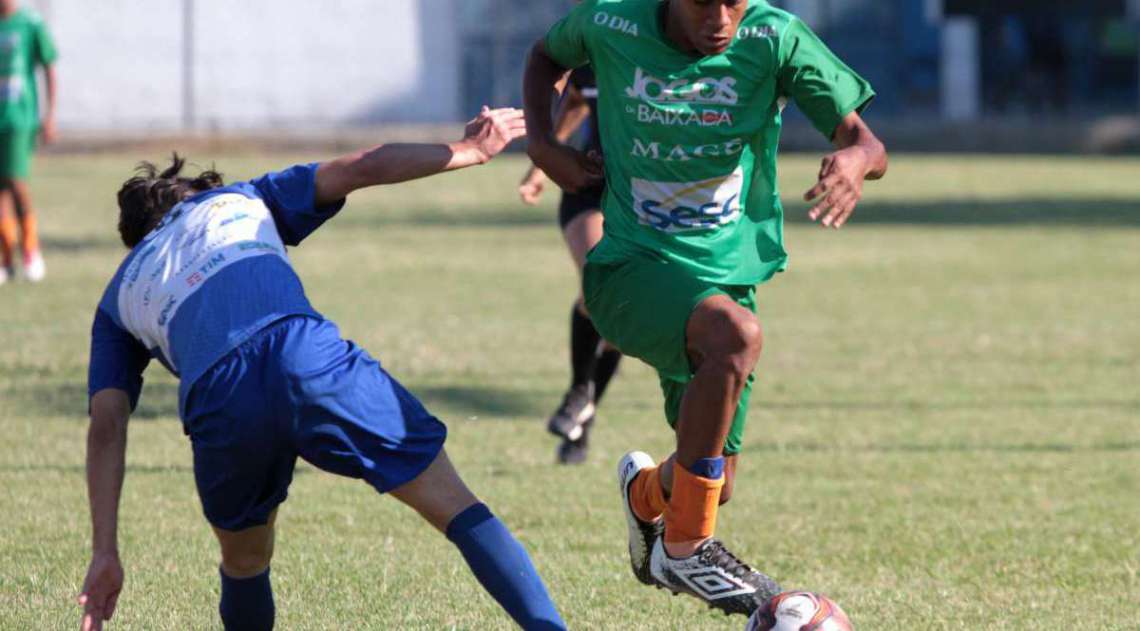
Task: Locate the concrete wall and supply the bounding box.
[28,0,461,131]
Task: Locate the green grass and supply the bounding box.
[1,151,1138,630]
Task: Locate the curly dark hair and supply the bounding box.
[116,153,224,248]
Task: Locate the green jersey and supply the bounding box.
[545,0,873,284]
[0,8,56,130]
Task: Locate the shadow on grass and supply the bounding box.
[413,385,548,419]
[16,380,553,422]
[760,399,1140,412]
[0,463,193,474]
[339,210,550,230]
[337,197,1138,229]
[42,235,120,253]
[784,197,1139,226]
[10,381,181,419]
[744,441,1140,453]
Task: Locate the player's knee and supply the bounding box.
[697,313,762,381]
[734,317,763,360]
[221,548,273,578]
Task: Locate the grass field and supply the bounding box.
[1,151,1138,630]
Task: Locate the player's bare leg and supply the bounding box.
[548,209,621,464]
[667,295,760,550]
[622,294,781,615]
[392,449,566,629]
[5,179,43,281]
[212,510,278,631]
[390,448,479,531]
[0,188,16,283]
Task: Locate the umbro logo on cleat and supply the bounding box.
[674,567,755,600]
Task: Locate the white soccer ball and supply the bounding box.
[745,591,854,631]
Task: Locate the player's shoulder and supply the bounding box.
[99,247,141,322]
[739,1,798,38]
[192,181,259,202]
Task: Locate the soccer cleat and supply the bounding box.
[556,418,592,465]
[617,451,663,584]
[546,385,595,441]
[22,251,45,283]
[649,537,782,617]
[0,265,11,285]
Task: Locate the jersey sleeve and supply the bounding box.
[776,18,875,139]
[32,16,58,66]
[543,0,597,69]
[248,163,346,246]
[88,308,151,412]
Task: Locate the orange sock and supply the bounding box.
[664,460,724,547]
[19,210,38,257]
[629,464,668,523]
[0,209,16,267]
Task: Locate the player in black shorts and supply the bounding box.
[519,65,621,465]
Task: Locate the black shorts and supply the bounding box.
[558,185,604,229]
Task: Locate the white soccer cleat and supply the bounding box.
[0,265,11,285]
[617,450,662,585]
[22,251,45,283]
[649,536,782,617]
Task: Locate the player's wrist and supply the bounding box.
[451,141,491,168]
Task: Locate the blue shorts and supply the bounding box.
[183,316,448,531]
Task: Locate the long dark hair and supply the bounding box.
[116,153,224,248]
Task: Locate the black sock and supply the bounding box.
[592,349,622,403]
[570,304,602,394]
[219,567,274,631]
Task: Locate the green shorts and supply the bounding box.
[0,128,36,180]
[583,252,756,455]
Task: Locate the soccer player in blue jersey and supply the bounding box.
[77,107,567,631]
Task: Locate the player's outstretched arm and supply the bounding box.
[523,40,603,193]
[803,112,888,229]
[78,389,131,631]
[313,107,526,205]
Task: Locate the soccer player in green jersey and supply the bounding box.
[0,0,56,284]
[523,0,887,616]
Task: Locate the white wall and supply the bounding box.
[27,0,461,131]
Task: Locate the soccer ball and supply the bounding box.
[745,591,854,631]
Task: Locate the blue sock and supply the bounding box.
[687,456,725,479]
[446,503,566,630]
[219,566,275,631]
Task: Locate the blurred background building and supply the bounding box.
[26,0,1140,151]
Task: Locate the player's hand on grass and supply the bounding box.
[518,166,547,205]
[78,551,123,631]
[461,106,528,164]
[528,141,603,193]
[804,146,871,229]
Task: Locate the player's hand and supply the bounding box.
[40,118,58,145]
[461,106,527,164]
[518,166,547,205]
[528,141,603,193]
[803,146,871,229]
[78,551,123,631]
